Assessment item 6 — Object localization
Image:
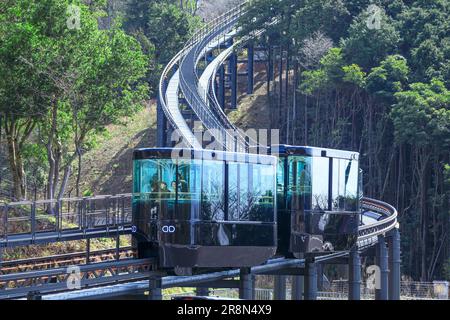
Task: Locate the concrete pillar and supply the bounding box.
[349,246,361,300]
[149,276,162,300]
[273,275,286,300]
[304,260,318,300]
[388,228,401,300]
[292,276,304,300]
[247,44,254,94]
[239,268,254,300]
[375,235,389,300]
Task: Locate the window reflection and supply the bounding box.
[178,160,202,223]
[228,162,275,222]
[201,160,225,221]
[132,157,277,230]
[249,164,275,222]
[311,157,329,211]
[332,159,359,211]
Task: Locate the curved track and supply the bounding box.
[157,1,399,246]
[0,1,399,299]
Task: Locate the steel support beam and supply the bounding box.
[273,275,287,300]
[149,276,162,300]
[27,291,42,300]
[388,228,401,300]
[86,238,90,264]
[218,65,225,109]
[247,44,254,94]
[348,246,361,300]
[239,268,254,300]
[196,287,210,297]
[291,276,304,300]
[317,263,324,291]
[268,47,273,81]
[304,260,317,300]
[375,235,389,300]
[179,280,239,289]
[230,51,238,109]
[156,97,167,147]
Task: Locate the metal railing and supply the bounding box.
[0,194,133,247]
[158,1,250,151]
[1,247,135,275]
[179,11,248,151]
[323,280,449,300]
[0,258,156,299]
[358,197,398,247]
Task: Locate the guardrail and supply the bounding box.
[159,1,250,151]
[0,194,132,247]
[358,197,398,247]
[0,193,396,299]
[0,258,156,300]
[1,247,135,275]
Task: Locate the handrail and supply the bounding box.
[358,197,398,246]
[179,5,249,151]
[154,1,249,151]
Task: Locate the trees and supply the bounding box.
[391,80,450,280]
[0,0,54,200]
[146,2,201,68]
[0,0,148,200]
[239,0,449,280]
[123,0,201,93]
[340,6,401,70]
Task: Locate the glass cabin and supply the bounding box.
[132,148,278,270]
[272,145,360,256]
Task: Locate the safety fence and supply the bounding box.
[323,280,449,300]
[162,281,449,300]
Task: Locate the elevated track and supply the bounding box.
[0,0,400,300]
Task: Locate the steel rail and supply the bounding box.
[359,197,398,243]
[158,1,248,149]
[0,258,156,299]
[0,247,135,275]
[1,197,397,300]
[180,15,246,151]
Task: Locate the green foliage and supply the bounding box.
[397,0,450,82]
[340,6,401,70]
[242,0,450,280]
[82,189,93,197]
[300,48,345,94]
[342,64,366,87]
[123,0,201,93]
[366,55,409,102]
[391,79,450,147]
[146,2,201,66]
[0,0,149,200]
[239,0,350,47]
